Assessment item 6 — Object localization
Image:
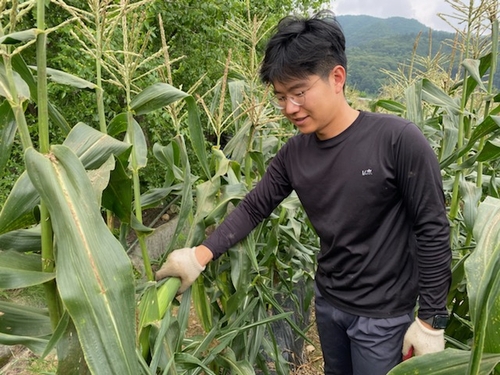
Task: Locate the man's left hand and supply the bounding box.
[402,318,444,357]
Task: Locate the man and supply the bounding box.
[156,11,452,375]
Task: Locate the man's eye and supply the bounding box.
[295,91,305,98]
[276,96,286,102]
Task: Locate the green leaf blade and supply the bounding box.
[25,145,139,375]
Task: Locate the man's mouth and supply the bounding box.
[292,116,308,125]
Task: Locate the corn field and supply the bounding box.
[0,0,500,374]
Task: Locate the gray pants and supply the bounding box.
[315,287,413,375]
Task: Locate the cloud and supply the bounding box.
[332,0,414,19]
[329,0,457,31]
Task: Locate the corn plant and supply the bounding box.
[137,11,318,374]
[375,1,500,373]
[0,0,207,373]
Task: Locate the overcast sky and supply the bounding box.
[329,0,460,32]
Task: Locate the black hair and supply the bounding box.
[260,10,347,84]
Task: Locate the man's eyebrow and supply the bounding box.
[273,81,309,94]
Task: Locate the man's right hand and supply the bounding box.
[155,246,213,294]
[155,247,205,293]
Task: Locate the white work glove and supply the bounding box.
[402,318,445,357]
[155,247,205,294]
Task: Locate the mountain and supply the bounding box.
[337,15,431,47]
[334,15,468,95]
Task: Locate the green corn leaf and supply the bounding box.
[130,83,210,179]
[464,197,500,372]
[459,179,482,235]
[137,278,181,363]
[228,79,247,125]
[11,54,70,134]
[388,349,500,374]
[102,155,133,223]
[0,333,48,355]
[139,185,182,209]
[0,171,39,235]
[0,29,37,44]
[463,54,492,103]
[130,82,188,115]
[203,182,247,226]
[63,122,130,170]
[24,145,139,375]
[422,78,461,116]
[372,99,406,114]
[0,301,51,354]
[462,59,488,93]
[148,314,175,373]
[187,179,221,247]
[157,136,196,261]
[153,141,184,181]
[405,80,424,129]
[228,238,254,294]
[0,101,16,179]
[173,352,217,374]
[440,115,500,169]
[0,123,131,235]
[174,285,192,350]
[41,311,70,359]
[124,114,147,169]
[0,251,54,288]
[107,112,128,137]
[215,347,255,375]
[86,155,115,204]
[192,277,213,334]
[0,301,52,338]
[440,114,460,162]
[476,139,500,162]
[29,66,97,89]
[130,213,154,235]
[0,227,41,252]
[0,62,30,102]
[223,120,253,163]
[249,151,266,177]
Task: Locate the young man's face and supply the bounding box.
[272,67,346,140]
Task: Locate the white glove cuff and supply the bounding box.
[416,318,444,336]
[188,247,206,272]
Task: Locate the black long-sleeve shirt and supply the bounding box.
[203,111,451,319]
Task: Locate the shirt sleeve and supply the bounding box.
[202,147,294,259]
[395,122,452,319]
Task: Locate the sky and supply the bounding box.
[329,0,459,32]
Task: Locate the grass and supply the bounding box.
[0,346,56,375]
[0,286,55,374]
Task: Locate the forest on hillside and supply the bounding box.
[338,15,500,95]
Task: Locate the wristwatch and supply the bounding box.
[422,314,449,329]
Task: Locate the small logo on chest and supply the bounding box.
[362,169,373,176]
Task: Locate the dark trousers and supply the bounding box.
[315,287,413,375]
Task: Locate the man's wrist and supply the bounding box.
[195,245,214,267]
[418,314,449,330]
[417,317,435,330]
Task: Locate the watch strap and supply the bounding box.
[422,314,448,329]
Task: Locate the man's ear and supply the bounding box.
[329,65,346,93]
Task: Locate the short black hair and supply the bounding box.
[260,10,347,84]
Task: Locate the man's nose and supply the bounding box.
[283,99,300,115]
